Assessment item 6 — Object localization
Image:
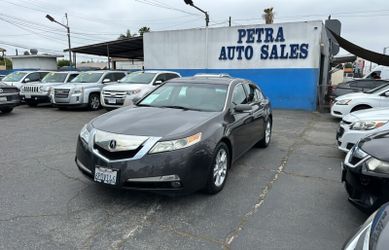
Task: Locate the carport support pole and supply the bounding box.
[106,44,110,69]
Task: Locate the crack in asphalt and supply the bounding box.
[161,225,224,246]
[281,171,339,183]
[35,157,89,185]
[223,116,316,249]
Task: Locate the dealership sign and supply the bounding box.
[218,27,309,61]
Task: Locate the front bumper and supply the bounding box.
[0,94,20,108]
[336,122,365,152]
[342,163,389,212]
[52,93,87,107]
[22,94,51,103]
[75,137,213,194]
[331,104,348,118]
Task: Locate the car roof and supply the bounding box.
[132,70,180,74]
[77,70,126,74]
[168,76,243,85]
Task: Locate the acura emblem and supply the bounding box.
[109,140,117,150]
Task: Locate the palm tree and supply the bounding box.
[118,29,137,40]
[262,7,275,24]
[138,26,151,36]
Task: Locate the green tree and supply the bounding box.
[262,7,275,24]
[138,26,151,36]
[57,59,70,67]
[118,29,137,40]
[0,58,12,70]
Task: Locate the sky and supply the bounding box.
[0,0,388,62]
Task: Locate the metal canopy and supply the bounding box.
[327,28,389,66]
[65,36,144,59]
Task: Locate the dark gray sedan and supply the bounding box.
[75,76,272,194]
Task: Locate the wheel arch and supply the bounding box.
[219,137,233,165]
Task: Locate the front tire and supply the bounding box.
[204,142,230,194]
[88,94,101,111]
[256,119,272,148]
[0,107,13,113]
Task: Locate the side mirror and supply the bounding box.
[154,80,163,85]
[24,78,30,83]
[132,96,141,104]
[234,104,252,112]
[384,91,389,97]
[102,78,111,83]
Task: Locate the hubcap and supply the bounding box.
[213,148,228,187]
[265,121,271,144]
[91,96,100,109]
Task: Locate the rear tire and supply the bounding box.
[0,107,13,113]
[88,94,101,111]
[351,105,371,113]
[256,119,272,148]
[204,142,230,194]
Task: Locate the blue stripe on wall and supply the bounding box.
[154,68,319,111]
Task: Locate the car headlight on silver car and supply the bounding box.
[366,157,389,174]
[127,89,141,95]
[350,120,387,130]
[80,124,92,144]
[336,99,352,105]
[149,132,202,154]
[73,87,83,94]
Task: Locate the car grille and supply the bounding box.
[0,88,18,94]
[94,144,142,160]
[23,86,40,93]
[54,89,70,98]
[103,90,126,98]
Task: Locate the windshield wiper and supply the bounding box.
[160,105,203,111]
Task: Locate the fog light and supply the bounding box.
[171,181,181,188]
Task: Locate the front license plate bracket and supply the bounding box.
[94,166,119,185]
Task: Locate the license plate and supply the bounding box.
[107,98,116,104]
[0,97,6,102]
[94,167,118,185]
[25,94,31,99]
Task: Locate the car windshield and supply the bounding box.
[71,72,103,83]
[364,83,389,94]
[41,72,68,83]
[119,72,156,84]
[2,72,27,82]
[138,82,228,112]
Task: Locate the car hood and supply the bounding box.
[335,92,369,101]
[345,108,389,123]
[54,83,98,89]
[91,106,219,139]
[103,83,151,91]
[359,130,389,162]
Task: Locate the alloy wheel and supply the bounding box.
[213,148,228,187]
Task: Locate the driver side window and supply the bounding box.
[232,84,247,105]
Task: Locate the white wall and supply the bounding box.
[144,21,323,70]
[12,57,58,70]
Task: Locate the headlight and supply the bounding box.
[350,120,388,130]
[73,87,83,94]
[336,99,352,105]
[39,86,51,92]
[127,89,141,95]
[149,132,202,154]
[80,124,91,144]
[343,210,376,250]
[366,157,389,174]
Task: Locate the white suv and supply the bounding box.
[331,83,389,118]
[101,71,180,109]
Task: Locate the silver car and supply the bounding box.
[101,71,181,109]
[20,71,79,107]
[1,71,51,89]
[51,71,126,110]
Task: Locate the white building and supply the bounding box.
[144,21,330,111]
[10,54,63,70]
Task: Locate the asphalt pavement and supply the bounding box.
[0,105,367,250]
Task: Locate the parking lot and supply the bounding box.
[0,105,367,249]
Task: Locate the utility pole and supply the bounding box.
[184,0,209,27]
[229,16,231,27]
[46,13,72,67]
